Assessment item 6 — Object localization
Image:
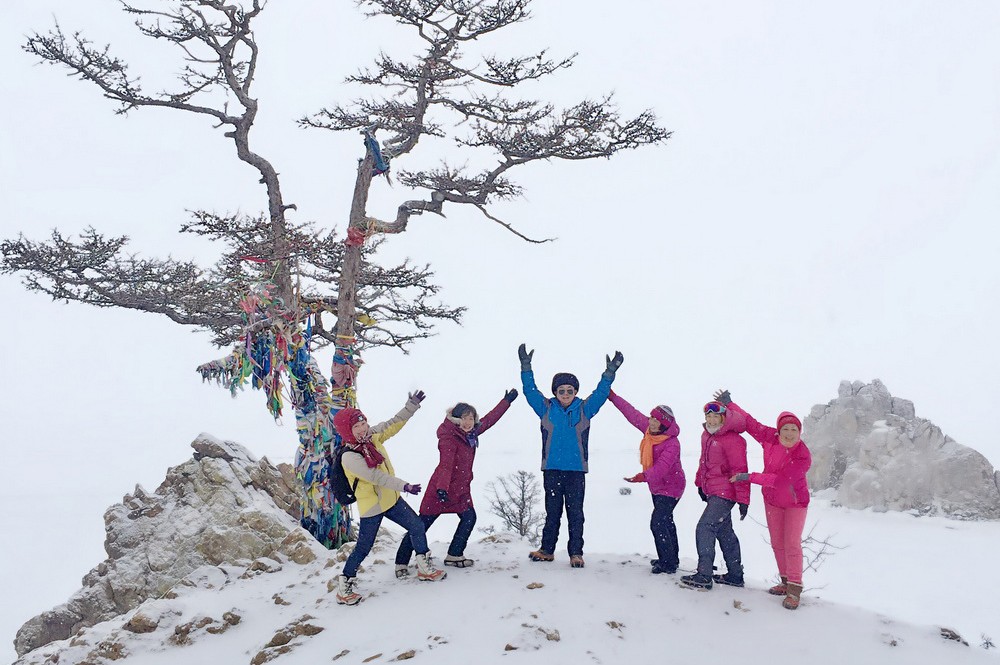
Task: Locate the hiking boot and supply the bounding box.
[444,555,474,568]
[335,574,362,606]
[783,582,803,610]
[569,555,585,568]
[679,573,713,590]
[395,564,410,579]
[528,550,555,562]
[650,561,677,575]
[768,576,788,596]
[415,553,447,581]
[713,572,745,587]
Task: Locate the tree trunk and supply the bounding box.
[335,151,376,338]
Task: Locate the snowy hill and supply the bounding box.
[12,530,997,665]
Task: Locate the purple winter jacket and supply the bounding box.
[694,409,750,504]
[728,402,811,508]
[609,393,685,499]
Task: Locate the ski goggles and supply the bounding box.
[703,402,727,415]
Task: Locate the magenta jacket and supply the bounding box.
[728,402,811,508]
[694,409,750,504]
[608,393,685,499]
[419,397,511,516]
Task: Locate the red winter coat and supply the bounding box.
[694,409,750,504]
[728,402,811,508]
[419,397,512,516]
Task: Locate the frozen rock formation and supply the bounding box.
[14,434,320,657]
[806,380,1000,519]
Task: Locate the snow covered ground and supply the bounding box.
[9,527,998,665]
[4,432,999,664]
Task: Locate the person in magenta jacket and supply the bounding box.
[680,400,749,591]
[716,389,812,610]
[395,389,519,574]
[609,389,685,575]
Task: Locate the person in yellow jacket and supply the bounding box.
[332,390,446,606]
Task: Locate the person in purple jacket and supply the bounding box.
[715,389,812,610]
[394,390,518,575]
[610,389,685,575]
[680,400,749,591]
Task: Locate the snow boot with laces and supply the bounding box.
[768,576,788,596]
[335,574,362,606]
[395,564,411,579]
[712,571,745,587]
[444,554,474,568]
[528,550,554,562]
[679,572,713,590]
[783,582,802,610]
[415,553,447,581]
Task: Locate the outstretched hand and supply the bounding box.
[605,350,624,376]
[624,472,646,483]
[404,483,422,495]
[518,343,534,371]
[713,389,732,406]
[408,390,426,405]
[504,388,519,403]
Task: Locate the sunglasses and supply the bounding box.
[556,388,577,396]
[703,402,726,414]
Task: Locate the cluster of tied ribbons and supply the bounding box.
[196,282,363,549]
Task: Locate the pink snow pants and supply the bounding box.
[764,503,808,584]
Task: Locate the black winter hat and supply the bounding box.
[551,372,580,394]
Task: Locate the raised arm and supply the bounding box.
[478,390,517,434]
[607,390,649,432]
[519,344,547,417]
[371,391,424,445]
[727,402,776,446]
[583,351,623,419]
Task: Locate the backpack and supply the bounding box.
[330,448,360,506]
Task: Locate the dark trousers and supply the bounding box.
[695,495,743,577]
[394,507,478,564]
[540,469,586,556]
[650,494,680,570]
[343,498,427,577]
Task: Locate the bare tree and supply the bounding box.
[3,0,669,548]
[485,470,544,542]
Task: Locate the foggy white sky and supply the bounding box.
[2,1,999,660]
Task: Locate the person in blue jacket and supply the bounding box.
[518,343,624,568]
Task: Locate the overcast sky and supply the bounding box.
[2,1,999,658]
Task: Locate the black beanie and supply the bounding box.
[551,372,580,394]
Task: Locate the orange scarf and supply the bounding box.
[639,431,669,470]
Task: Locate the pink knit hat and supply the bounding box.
[776,411,801,431]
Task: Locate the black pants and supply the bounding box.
[650,494,680,570]
[395,507,478,564]
[540,470,586,556]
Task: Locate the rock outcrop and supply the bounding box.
[806,380,1000,519]
[14,434,319,657]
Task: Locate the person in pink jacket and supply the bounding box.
[609,389,685,575]
[680,400,749,591]
[716,389,812,610]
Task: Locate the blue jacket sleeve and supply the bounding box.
[582,372,613,419]
[521,370,547,418]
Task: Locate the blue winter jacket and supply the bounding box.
[521,370,614,473]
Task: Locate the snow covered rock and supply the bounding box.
[806,380,1000,519]
[14,434,321,657]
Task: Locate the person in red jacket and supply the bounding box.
[680,400,749,591]
[394,389,518,575]
[716,389,812,610]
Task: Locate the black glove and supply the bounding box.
[714,389,732,406]
[603,351,624,378]
[437,489,449,503]
[732,473,750,482]
[517,343,534,372]
[738,503,749,521]
[698,487,708,502]
[504,388,519,403]
[408,390,426,404]
[403,483,422,495]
